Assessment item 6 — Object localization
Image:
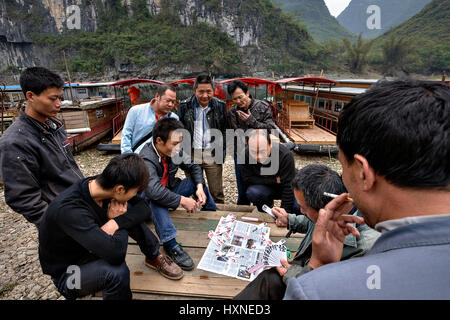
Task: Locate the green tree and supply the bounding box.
[342,33,374,74]
[380,34,416,76]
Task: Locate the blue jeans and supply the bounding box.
[246,184,300,214]
[54,259,132,300]
[150,177,217,244]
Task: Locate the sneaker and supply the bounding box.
[145,254,184,280]
[165,244,195,271]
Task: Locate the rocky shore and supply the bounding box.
[0,147,341,300]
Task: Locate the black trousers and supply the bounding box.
[233,268,286,300]
[54,259,132,300]
[53,197,161,300]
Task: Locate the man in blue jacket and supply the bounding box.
[121,84,179,154]
[284,79,450,300]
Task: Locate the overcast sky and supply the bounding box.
[324,0,352,17]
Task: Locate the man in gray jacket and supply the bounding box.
[140,118,217,271]
[0,67,83,227]
[234,164,380,300]
[284,79,450,300]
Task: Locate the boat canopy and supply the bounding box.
[170,78,227,100]
[276,77,338,87]
[220,78,282,96]
[109,79,165,87]
[169,78,196,87]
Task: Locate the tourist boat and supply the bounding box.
[96,78,165,152]
[0,81,124,152]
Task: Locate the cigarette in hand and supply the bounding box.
[323,192,354,203]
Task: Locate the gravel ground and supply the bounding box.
[0,147,341,300]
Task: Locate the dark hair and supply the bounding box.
[96,154,150,192]
[337,79,450,190]
[156,84,176,97]
[152,117,185,144]
[227,80,248,96]
[292,164,347,211]
[194,74,215,90]
[19,67,64,96]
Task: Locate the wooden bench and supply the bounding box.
[124,204,303,300]
[284,100,315,129]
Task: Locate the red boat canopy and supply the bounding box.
[220,78,282,96]
[110,79,165,87]
[169,79,196,87]
[276,77,338,87]
[170,78,227,100]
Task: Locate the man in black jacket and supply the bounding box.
[140,118,217,270]
[177,75,227,204]
[2,68,181,284]
[0,67,83,227]
[39,154,182,300]
[227,80,277,205]
[241,129,299,214]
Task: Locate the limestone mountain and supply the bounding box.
[0,0,317,80]
[337,0,432,38]
[274,0,356,42]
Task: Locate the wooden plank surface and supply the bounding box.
[112,129,122,144]
[286,129,307,143]
[130,228,302,252]
[168,210,304,238]
[127,207,304,299]
[291,127,336,145]
[127,247,247,299]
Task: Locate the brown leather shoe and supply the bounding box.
[145,254,184,280]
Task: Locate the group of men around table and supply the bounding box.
[0,67,449,300]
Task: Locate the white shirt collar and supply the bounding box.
[151,139,163,163]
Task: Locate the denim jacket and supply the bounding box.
[283,209,381,284]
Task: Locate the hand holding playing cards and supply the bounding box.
[272,207,288,227]
[308,193,365,269]
[276,259,291,277]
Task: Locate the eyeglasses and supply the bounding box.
[232,94,246,102]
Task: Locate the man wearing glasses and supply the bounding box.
[227,80,277,205]
[121,84,179,154]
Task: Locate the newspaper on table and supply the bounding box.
[197,214,287,282]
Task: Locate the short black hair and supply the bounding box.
[156,84,176,97]
[19,67,64,96]
[194,74,215,90]
[337,79,450,190]
[96,153,150,192]
[152,117,184,144]
[292,164,347,211]
[227,80,248,96]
